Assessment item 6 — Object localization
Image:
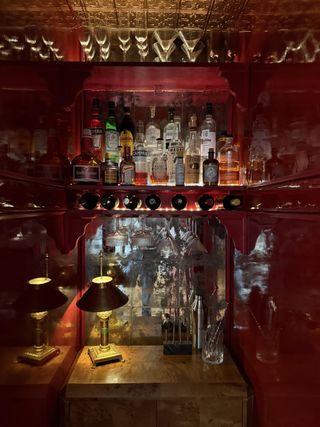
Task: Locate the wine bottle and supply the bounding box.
[100,194,119,210]
[145,194,161,210]
[197,194,214,211]
[79,192,99,210]
[123,194,141,210]
[222,195,242,210]
[171,194,187,211]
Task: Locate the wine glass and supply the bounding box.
[41,27,55,48]
[131,216,154,249]
[118,29,131,61]
[105,217,129,247]
[154,29,177,54]
[178,28,203,53]
[181,41,205,62]
[152,41,176,62]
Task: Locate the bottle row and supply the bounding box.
[77,192,242,211]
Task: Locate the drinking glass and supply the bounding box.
[178,28,203,53]
[154,29,177,55]
[105,217,129,247]
[181,41,204,62]
[79,26,92,48]
[202,302,228,364]
[152,41,176,62]
[41,28,55,48]
[24,26,39,46]
[118,29,131,61]
[131,216,154,249]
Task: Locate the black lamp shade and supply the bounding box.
[13,277,68,312]
[76,276,129,312]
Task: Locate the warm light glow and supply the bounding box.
[92,275,113,284]
[28,277,52,286]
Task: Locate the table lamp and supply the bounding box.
[76,250,128,366]
[13,254,68,365]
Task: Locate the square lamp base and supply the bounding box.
[18,346,60,365]
[88,343,122,367]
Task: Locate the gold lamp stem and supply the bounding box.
[100,317,109,349]
[99,250,103,277]
[45,253,49,278]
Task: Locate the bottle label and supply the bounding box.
[203,164,218,185]
[104,166,118,185]
[146,125,160,147]
[73,165,100,183]
[201,130,216,157]
[105,130,119,152]
[120,130,133,155]
[133,148,147,173]
[185,155,200,184]
[121,164,135,184]
[91,127,104,150]
[152,157,167,181]
[175,160,184,185]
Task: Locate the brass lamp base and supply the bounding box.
[88,343,122,367]
[18,345,60,365]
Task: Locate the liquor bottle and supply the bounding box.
[105,101,119,165]
[72,128,101,184]
[247,103,271,184]
[185,114,200,185]
[167,115,184,185]
[163,108,175,151]
[79,192,99,210]
[37,127,70,183]
[32,115,48,161]
[119,146,135,185]
[265,147,285,181]
[171,193,187,211]
[175,148,184,186]
[200,103,216,159]
[119,106,135,157]
[123,194,141,210]
[197,194,214,211]
[150,138,168,185]
[103,152,118,185]
[145,106,160,151]
[222,194,242,210]
[192,294,204,350]
[145,194,161,210]
[90,98,105,162]
[218,135,239,185]
[203,148,219,186]
[100,194,119,210]
[133,121,148,185]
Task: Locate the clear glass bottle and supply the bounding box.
[145,106,160,151]
[90,98,105,162]
[150,138,168,185]
[218,135,239,185]
[163,107,175,151]
[119,106,135,158]
[72,128,101,184]
[133,124,148,185]
[200,102,216,159]
[167,115,183,185]
[185,114,200,185]
[265,147,285,181]
[120,145,135,185]
[105,101,119,165]
[247,103,271,184]
[203,148,219,186]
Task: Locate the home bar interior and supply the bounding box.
[1,1,320,426]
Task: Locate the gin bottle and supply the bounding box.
[185,114,200,185]
[200,102,216,159]
[150,138,168,185]
[145,106,160,151]
[218,135,239,185]
[105,101,119,165]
